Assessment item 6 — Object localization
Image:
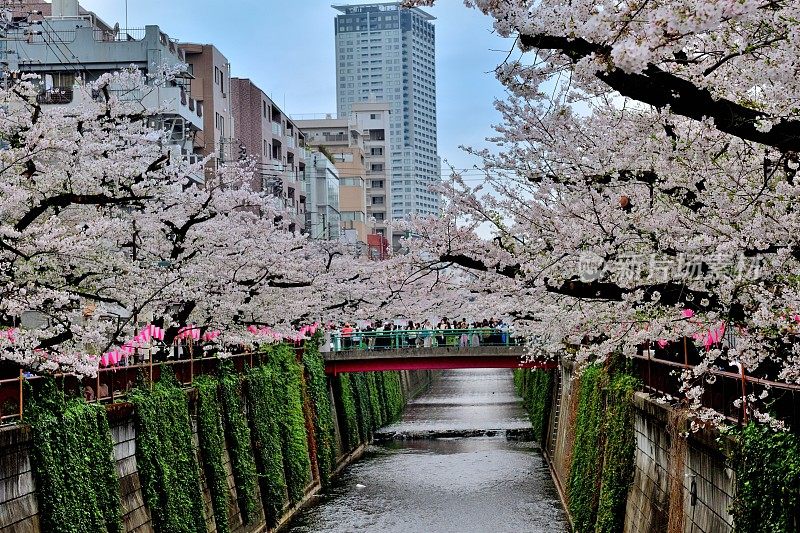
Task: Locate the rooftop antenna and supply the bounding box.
[125,0,128,31]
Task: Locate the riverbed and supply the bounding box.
[284,369,568,532]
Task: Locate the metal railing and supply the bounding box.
[330,328,518,352]
[93,28,147,42]
[630,348,800,429]
[0,347,303,427]
[36,87,73,105]
[27,29,77,44]
[312,133,349,143]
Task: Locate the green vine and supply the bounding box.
[335,373,360,451]
[382,371,404,422]
[595,374,639,533]
[194,375,230,533]
[270,344,312,505]
[514,369,554,443]
[367,372,384,429]
[27,379,122,533]
[567,364,606,533]
[218,361,259,524]
[374,369,388,423]
[245,361,287,528]
[730,422,800,532]
[351,372,373,442]
[129,369,206,533]
[302,339,338,485]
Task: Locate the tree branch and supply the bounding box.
[519,34,800,152]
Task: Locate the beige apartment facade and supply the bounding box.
[349,101,393,240]
[297,117,371,246]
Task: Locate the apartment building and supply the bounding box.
[231,78,306,229]
[9,1,203,177]
[296,117,371,246]
[334,2,441,219]
[179,43,234,163]
[349,101,392,241]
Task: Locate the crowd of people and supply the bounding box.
[325,318,515,351]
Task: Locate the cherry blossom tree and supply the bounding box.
[0,69,476,375]
[402,0,800,426]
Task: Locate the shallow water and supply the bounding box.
[284,369,568,533]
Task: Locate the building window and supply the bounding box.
[215,112,224,135]
[371,180,384,188]
[370,163,384,172]
[372,196,384,205]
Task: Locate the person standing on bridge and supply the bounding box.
[422,320,433,348]
[459,320,470,348]
[341,322,354,350]
[471,323,481,348]
[498,320,510,345]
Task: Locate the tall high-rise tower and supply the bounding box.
[333,2,440,223]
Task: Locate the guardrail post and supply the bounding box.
[18,369,23,421]
[740,366,748,424]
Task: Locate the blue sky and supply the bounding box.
[79,0,514,181]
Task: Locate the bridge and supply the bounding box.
[323,336,555,375]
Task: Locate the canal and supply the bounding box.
[284,368,569,532]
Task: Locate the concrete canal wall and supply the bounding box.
[539,362,735,533]
[0,366,435,533]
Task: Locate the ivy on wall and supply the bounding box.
[335,373,360,451]
[382,371,404,423]
[595,374,639,533]
[374,370,388,423]
[129,369,207,533]
[194,376,230,533]
[731,422,800,532]
[514,369,554,443]
[301,339,338,485]
[367,372,384,430]
[270,344,312,505]
[27,379,122,533]
[351,372,374,442]
[567,364,606,533]
[218,361,259,525]
[516,365,641,533]
[24,346,417,533]
[245,362,287,528]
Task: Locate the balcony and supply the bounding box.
[271,122,283,136]
[286,136,296,149]
[136,85,204,131]
[320,133,349,143]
